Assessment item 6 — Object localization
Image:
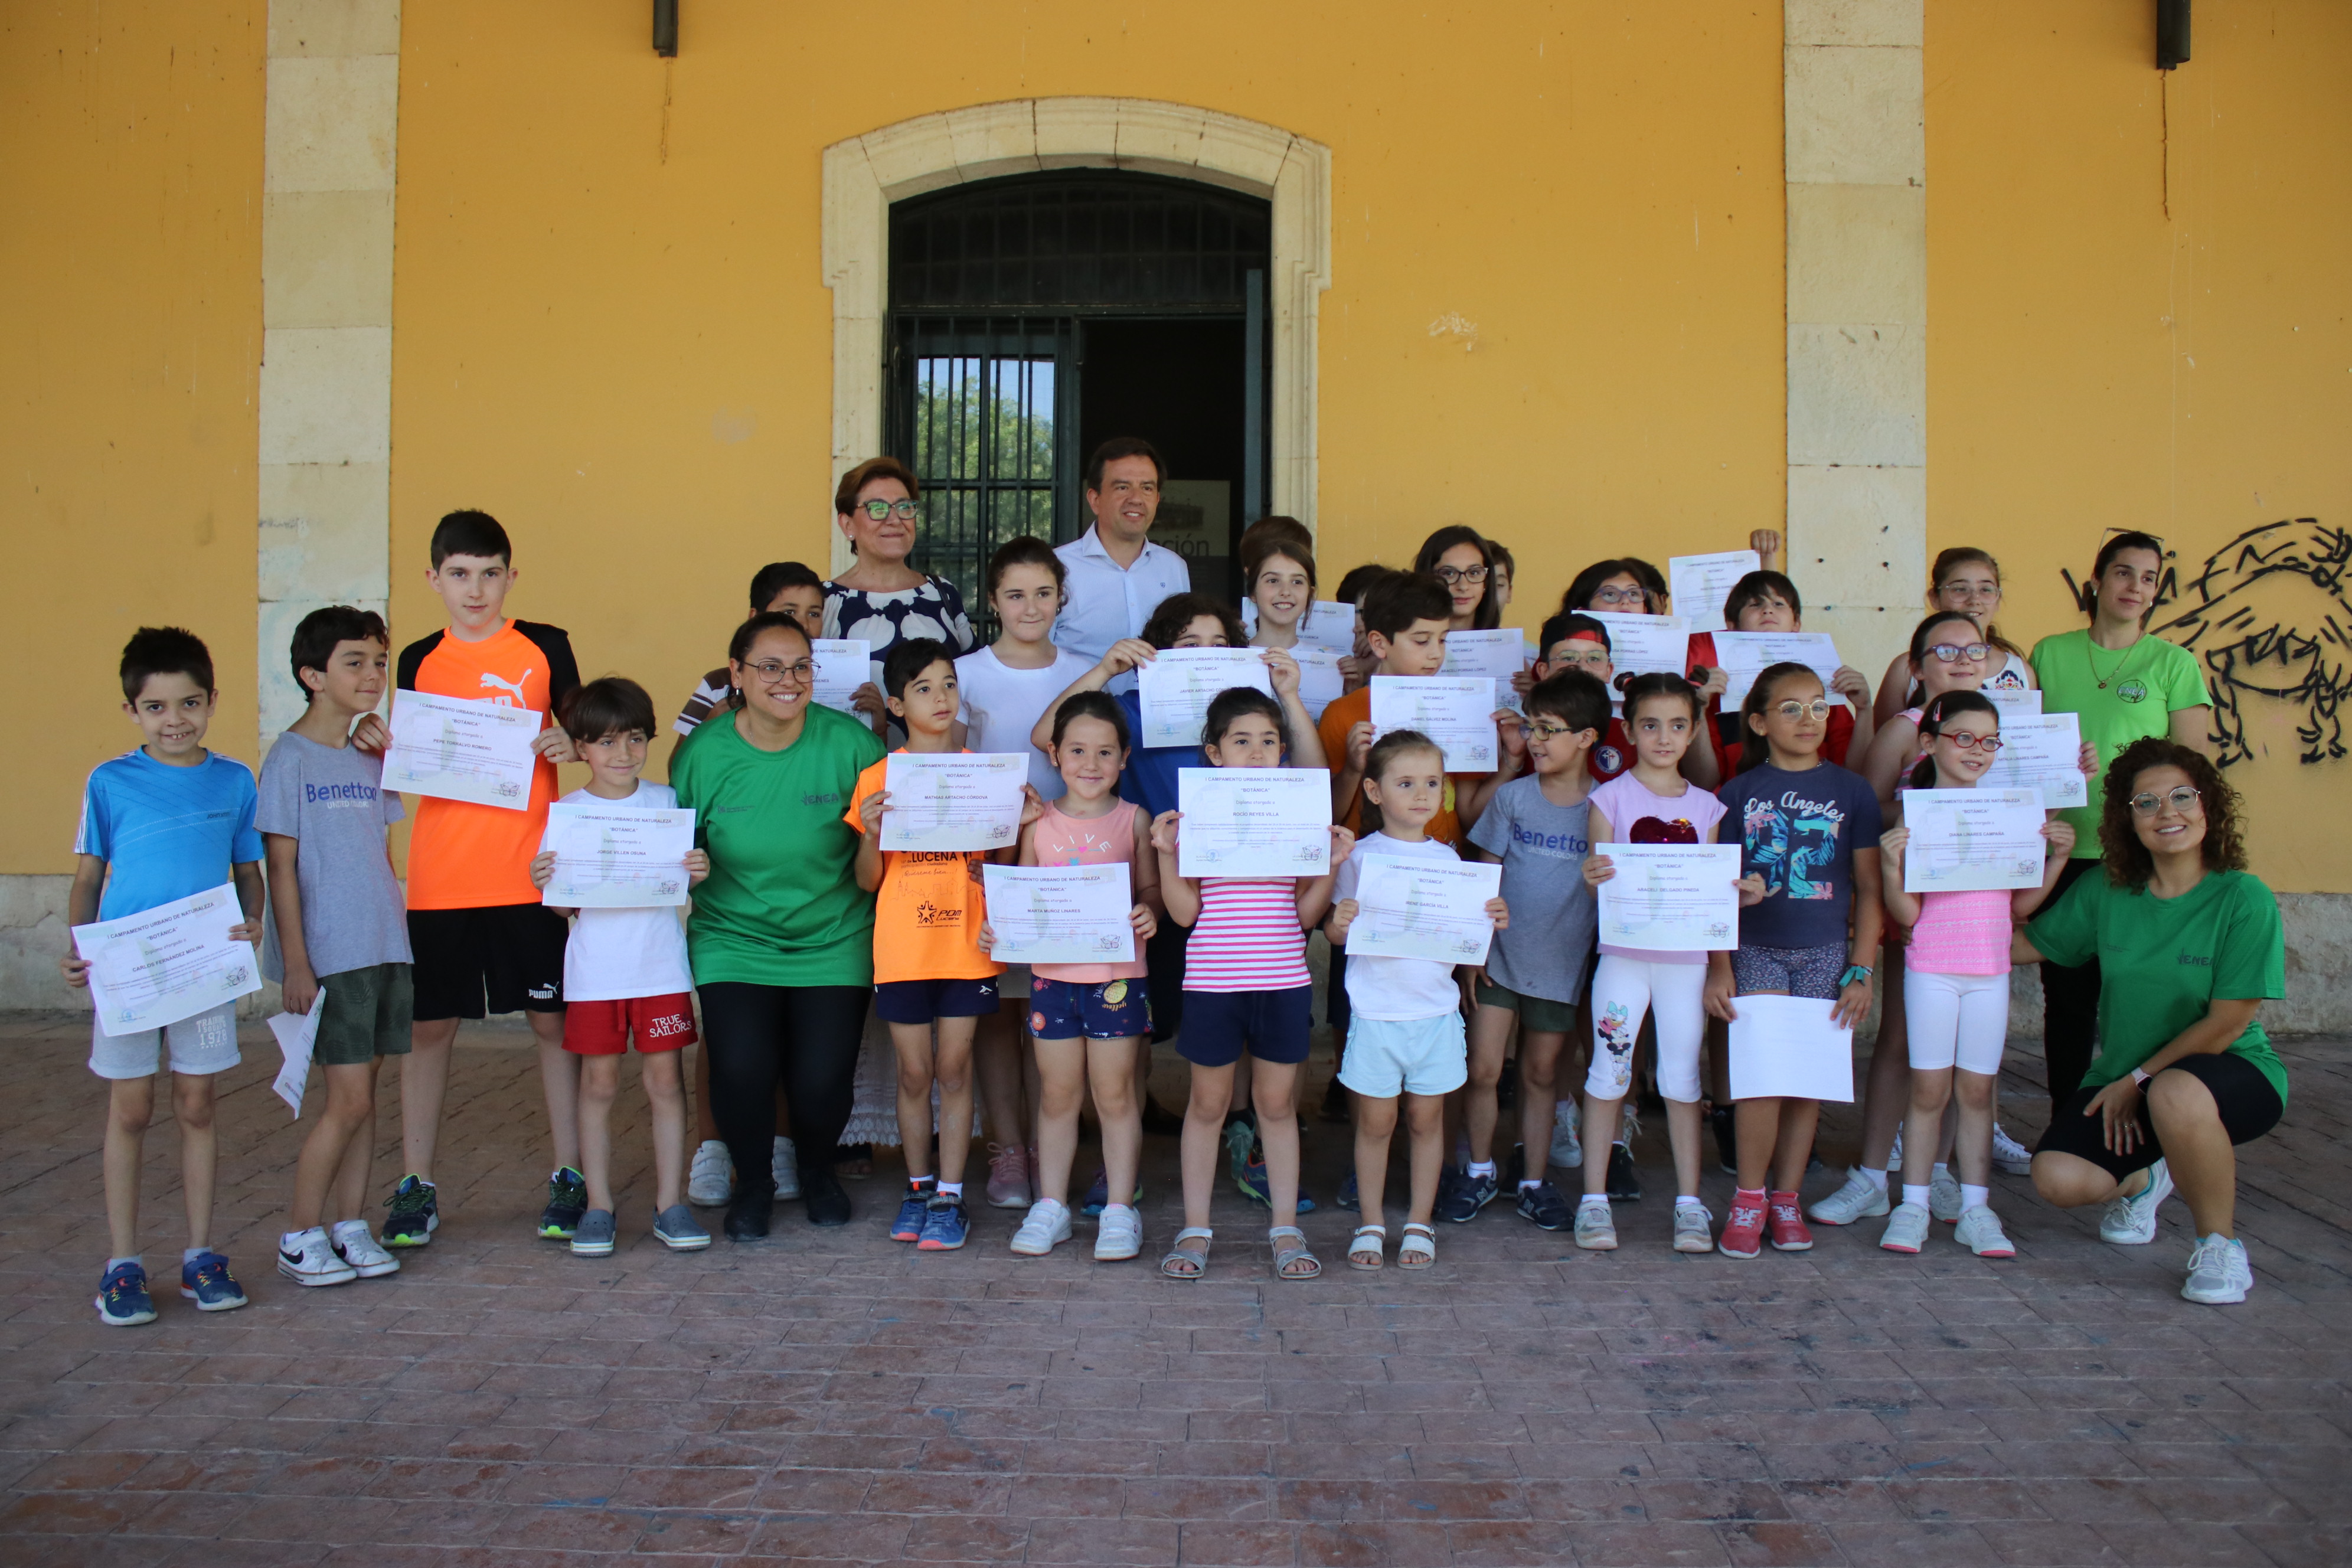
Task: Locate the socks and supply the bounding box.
[1903,1184,1932,1210]
[1674,1195,1703,1211]
[1518,1180,1543,1194]
[1579,1193,1610,1210]
[1933,1161,1951,1181]
[107,1256,142,1272]
[1857,1165,1889,1193]
[182,1247,209,1265]
[1468,1161,1497,1180]
[1961,1184,1990,1211]
[936,1181,964,1202]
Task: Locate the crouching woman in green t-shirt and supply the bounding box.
[2011,738,2286,1306]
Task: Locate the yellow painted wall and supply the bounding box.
[0,4,264,871]
[1928,0,2352,891]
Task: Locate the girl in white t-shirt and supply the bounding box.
[1872,547,2036,730]
[1579,674,1735,1255]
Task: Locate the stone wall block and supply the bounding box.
[1785,44,1924,187]
[258,326,393,467]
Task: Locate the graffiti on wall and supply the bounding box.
[2154,519,2352,767]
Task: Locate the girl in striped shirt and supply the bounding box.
[1150,688,1354,1281]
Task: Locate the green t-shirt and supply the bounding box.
[2026,867,2287,1105]
[2029,628,2211,857]
[669,703,887,988]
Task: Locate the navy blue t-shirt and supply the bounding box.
[1716,761,1881,951]
[1113,689,1205,821]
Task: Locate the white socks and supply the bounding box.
[1468,1161,1497,1180]
[1902,1184,1932,1209]
[1961,1183,1990,1211]
[1858,1165,1889,1193]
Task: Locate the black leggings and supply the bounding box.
[2039,858,2103,1105]
[697,982,871,1195]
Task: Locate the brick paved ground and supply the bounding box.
[0,1012,2346,1566]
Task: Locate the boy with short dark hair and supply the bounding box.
[387,509,584,1246]
[263,607,413,1287]
[1317,571,1462,842]
[674,561,827,740]
[1533,612,1633,783]
[64,627,265,1325]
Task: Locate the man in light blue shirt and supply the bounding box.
[1053,436,1194,692]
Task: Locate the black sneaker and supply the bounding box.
[1436,1167,1499,1224]
[1605,1143,1642,1202]
[381,1174,439,1247]
[538,1167,588,1239]
[803,1165,852,1227]
[1710,1105,1737,1176]
[1515,1179,1573,1231]
[724,1192,772,1242]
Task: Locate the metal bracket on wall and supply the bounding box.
[2158,0,2190,69]
[654,0,678,57]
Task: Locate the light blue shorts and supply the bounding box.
[88,999,241,1081]
[1336,1012,1468,1100]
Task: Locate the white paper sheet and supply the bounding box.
[541,803,697,907]
[1345,855,1502,965]
[982,864,1136,966]
[381,690,541,810]
[74,883,263,1038]
[1710,631,1847,708]
[1368,675,1500,773]
[1440,629,1529,715]
[810,638,872,714]
[1291,647,1345,721]
[1900,788,2049,893]
[1244,600,1357,653]
[1589,613,1693,682]
[268,994,324,1117]
[1727,995,1854,1102]
[1984,685,2043,717]
[878,752,1028,853]
[1978,711,2088,808]
[1135,648,1275,748]
[1596,843,1743,951]
[1176,766,1332,878]
[1669,550,1761,629]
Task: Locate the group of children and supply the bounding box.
[67,488,2096,1318]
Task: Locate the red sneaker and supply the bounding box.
[1767,1190,1814,1252]
[1717,1190,1767,1259]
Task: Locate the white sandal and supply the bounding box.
[1397,1222,1436,1270]
[1270,1225,1321,1280]
[1159,1226,1212,1279]
[1095,1204,1142,1262]
[1347,1225,1387,1271]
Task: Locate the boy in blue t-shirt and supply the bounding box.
[61,628,267,1327]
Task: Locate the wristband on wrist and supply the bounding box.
[2130,1067,2152,1088]
[1840,964,1873,989]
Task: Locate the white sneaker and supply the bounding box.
[2099,1159,2173,1245]
[1807,1170,1889,1226]
[276,1227,357,1288]
[1954,1205,2015,1259]
[329,1220,400,1278]
[1990,1122,2034,1176]
[1930,1167,1964,1223]
[1573,1200,1618,1251]
[687,1139,734,1207]
[1879,1201,1931,1254]
[772,1137,801,1200]
[1010,1198,1073,1256]
[1549,1112,1583,1170]
[1094,1203,1142,1262]
[1671,1203,1713,1253]
[1887,1128,1903,1169]
[2182,1234,2252,1305]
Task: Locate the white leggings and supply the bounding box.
[1904,967,2010,1074]
[1586,955,1706,1103]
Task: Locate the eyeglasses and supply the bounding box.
[1589,585,1645,607]
[741,659,815,685]
[1434,564,1488,585]
[1922,642,1994,664]
[1547,648,1611,669]
[858,499,920,521]
[2129,786,2201,816]
[1772,700,1834,720]
[1935,731,2004,753]
[1525,721,1592,741]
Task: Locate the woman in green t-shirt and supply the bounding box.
[671,612,887,1240]
[2014,739,2284,1307]
[2027,532,2214,1110]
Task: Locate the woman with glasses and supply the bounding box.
[2028,532,2214,1107]
[824,458,978,738]
[1414,525,1502,632]
[1871,548,2036,729]
[2013,739,2284,1305]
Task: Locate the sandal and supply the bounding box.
[1397,1222,1436,1270]
[1159,1227,1212,1280]
[1270,1225,1321,1280]
[1347,1225,1387,1271]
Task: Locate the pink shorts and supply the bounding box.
[564,994,697,1056]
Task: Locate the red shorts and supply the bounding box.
[563,994,697,1055]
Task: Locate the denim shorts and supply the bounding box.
[1028,976,1151,1041]
[89,999,241,1082]
[1178,985,1312,1067]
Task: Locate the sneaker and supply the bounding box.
[2099,1159,2173,1245]
[178,1251,247,1312]
[329,1220,400,1278]
[1991,1122,2034,1177]
[771,1138,801,1201]
[1010,1197,1072,1256]
[802,1166,851,1227]
[1094,1203,1142,1262]
[1710,1104,1737,1175]
[1807,1170,1890,1226]
[1224,1116,1261,1196]
[654,1205,711,1250]
[2181,1234,2253,1305]
[1765,1191,1813,1252]
[1516,1180,1572,1231]
[1672,1203,1714,1253]
[381,1174,439,1247]
[1233,1151,1315,1213]
[94,1261,158,1326]
[891,1181,936,1243]
[688,1139,735,1206]
[916,1194,971,1251]
[1717,1192,1766,1259]
[1955,1205,2015,1259]
[1573,1200,1619,1250]
[570,1209,617,1257]
[1604,1144,1642,1202]
[1436,1167,1499,1224]
[277,1229,358,1288]
[1879,1201,1931,1255]
[538,1167,588,1240]
[986,1142,1035,1210]
[1930,1167,1964,1223]
[1549,1112,1584,1171]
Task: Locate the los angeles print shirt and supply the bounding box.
[1716,762,1881,951]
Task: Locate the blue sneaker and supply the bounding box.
[94,1261,157,1327]
[1335,1171,1360,1212]
[1437,1167,1499,1223]
[1080,1167,1142,1219]
[382,1174,439,1247]
[916,1194,971,1251]
[178,1252,247,1312]
[1234,1155,1317,1213]
[890,1180,935,1242]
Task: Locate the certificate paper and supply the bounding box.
[1292,648,1345,721]
[982,864,1136,965]
[1984,685,2043,718]
[1345,855,1502,966]
[541,803,697,907]
[1596,843,1742,951]
[1177,767,1332,878]
[1369,676,1499,773]
[1670,550,1761,629]
[383,690,540,810]
[1900,788,2048,893]
[1710,631,1847,708]
[74,883,263,1038]
[1728,995,1854,1102]
[1440,629,1529,714]
[1298,602,1360,654]
[1979,711,2088,808]
[879,752,1028,853]
[1136,648,1274,748]
[1590,613,1692,682]
[269,996,323,1117]
[811,638,871,714]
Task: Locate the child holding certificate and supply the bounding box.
[1684,571,1876,785]
[1707,664,1883,1260]
[1325,731,1508,1270]
[528,678,711,1257]
[1577,673,1732,1253]
[63,628,264,1326]
[1151,688,1354,1282]
[989,692,1164,1261]
[1873,692,2073,1259]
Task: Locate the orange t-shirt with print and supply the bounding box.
[1315,684,1465,847]
[845,754,1005,985]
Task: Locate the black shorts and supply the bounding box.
[407,903,570,1021]
[2034,1052,2283,1181]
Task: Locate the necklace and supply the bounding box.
[2086,632,2145,691]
